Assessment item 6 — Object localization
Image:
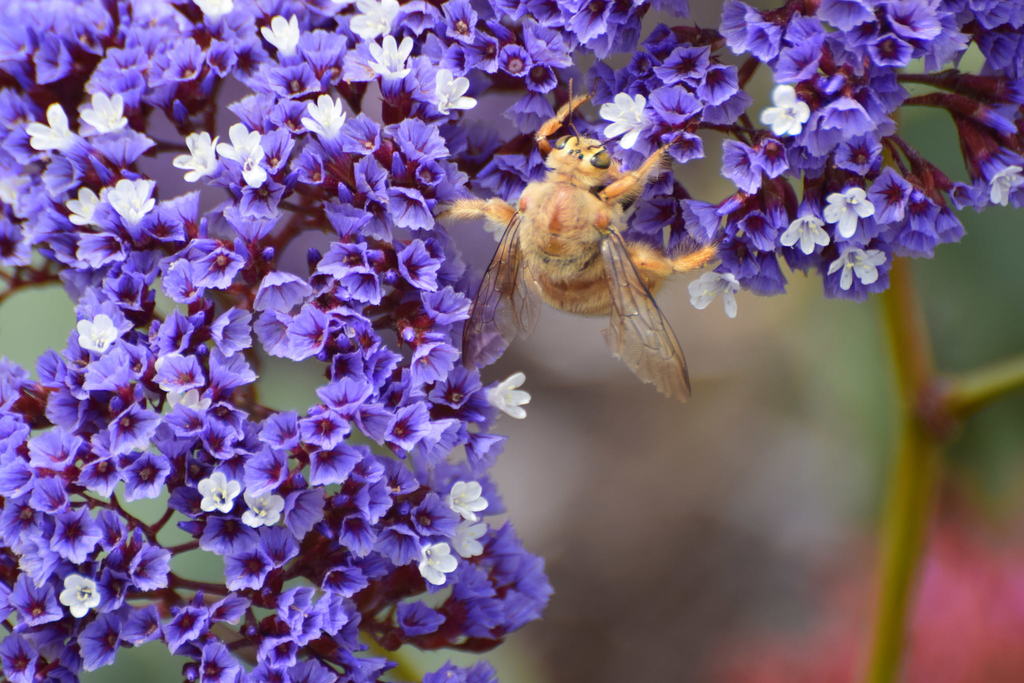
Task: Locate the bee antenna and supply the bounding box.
[566,78,581,139]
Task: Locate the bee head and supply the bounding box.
[547,135,619,185]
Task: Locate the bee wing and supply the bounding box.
[600,228,691,402]
[462,212,538,368]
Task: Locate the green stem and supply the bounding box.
[865,259,944,683]
[945,352,1024,417]
[864,419,941,683]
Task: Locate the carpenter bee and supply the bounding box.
[441,95,715,401]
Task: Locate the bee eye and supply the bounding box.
[554,135,571,149]
[590,150,611,169]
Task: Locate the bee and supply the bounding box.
[441,95,716,401]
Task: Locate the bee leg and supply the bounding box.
[535,94,590,154]
[670,244,717,272]
[437,198,516,227]
[597,146,669,204]
[625,243,718,290]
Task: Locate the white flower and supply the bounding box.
[242,490,285,528]
[434,69,476,115]
[66,187,101,226]
[77,314,121,353]
[823,187,875,239]
[194,0,233,18]
[452,521,487,558]
[827,248,887,291]
[217,123,267,187]
[989,165,1024,206]
[348,0,400,40]
[26,103,75,152]
[688,271,741,319]
[779,214,830,255]
[80,92,127,134]
[197,472,242,513]
[368,35,414,80]
[172,131,219,182]
[447,481,488,522]
[485,371,531,419]
[417,542,458,586]
[301,94,347,138]
[107,178,156,226]
[59,574,100,618]
[759,84,810,137]
[261,15,300,57]
[167,388,212,411]
[599,93,648,150]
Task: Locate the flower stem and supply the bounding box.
[945,352,1024,416]
[864,417,941,683]
[865,259,943,683]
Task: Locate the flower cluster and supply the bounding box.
[0,0,582,679]
[3,0,1024,679]
[581,0,1024,310]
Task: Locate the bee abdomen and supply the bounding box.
[532,269,611,315]
[537,247,599,271]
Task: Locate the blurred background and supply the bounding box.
[4,3,1024,681]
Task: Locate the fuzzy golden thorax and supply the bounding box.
[544,135,620,188]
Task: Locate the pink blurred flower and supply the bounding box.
[717,523,1024,682]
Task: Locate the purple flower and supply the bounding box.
[200,516,259,556]
[154,353,205,393]
[225,546,273,591]
[697,65,739,106]
[443,0,478,44]
[498,44,532,78]
[164,605,210,653]
[648,86,702,127]
[310,444,364,486]
[398,239,441,291]
[79,613,122,671]
[300,407,351,450]
[211,308,253,357]
[52,506,102,563]
[755,139,789,178]
[869,33,915,67]
[869,167,914,224]
[654,45,711,86]
[775,35,824,83]
[722,140,763,194]
[254,271,312,313]
[835,135,882,175]
[30,477,69,514]
[108,403,160,455]
[199,642,242,683]
[390,186,435,230]
[398,601,446,636]
[819,0,875,32]
[739,210,783,252]
[194,247,246,289]
[28,428,82,470]
[0,635,38,683]
[9,574,62,627]
[122,605,162,645]
[123,452,170,501]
